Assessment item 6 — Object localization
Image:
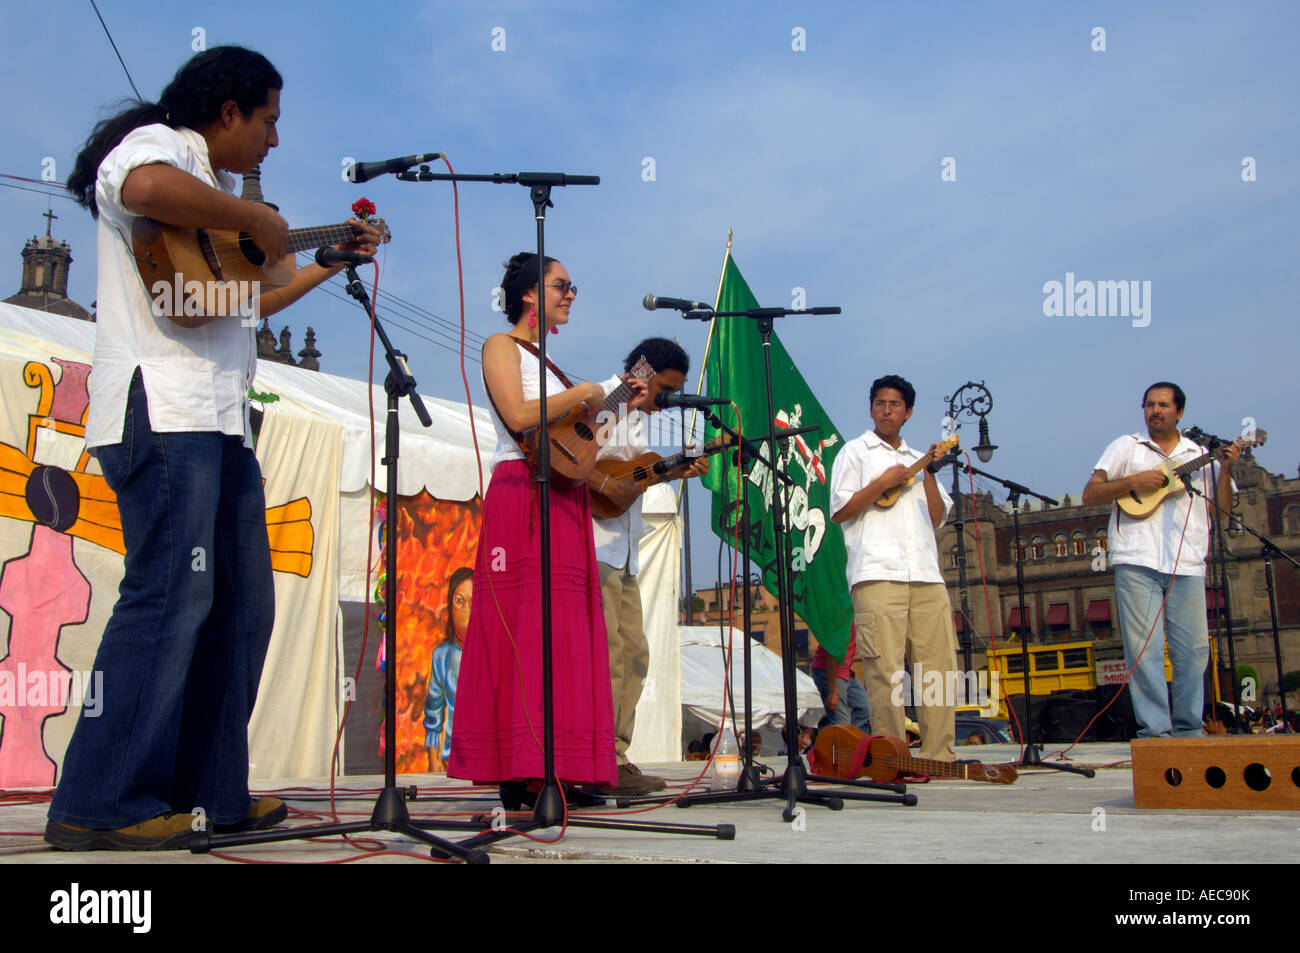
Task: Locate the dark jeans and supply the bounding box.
[48,370,274,827]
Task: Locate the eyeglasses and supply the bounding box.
[872,399,906,411]
[546,279,578,297]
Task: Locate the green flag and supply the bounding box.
[701,252,853,661]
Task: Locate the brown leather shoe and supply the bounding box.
[214,796,288,833]
[45,813,201,851]
[591,762,665,796]
[620,762,667,792]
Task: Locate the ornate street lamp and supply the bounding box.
[943,381,995,673]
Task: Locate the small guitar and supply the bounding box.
[132,216,391,328]
[812,724,1017,784]
[516,354,655,487]
[873,433,960,508]
[589,434,736,519]
[1115,431,1266,520]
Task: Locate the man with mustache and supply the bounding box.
[1082,382,1239,738]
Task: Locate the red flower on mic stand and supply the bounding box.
[351,197,377,223]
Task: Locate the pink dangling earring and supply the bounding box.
[527,308,537,330]
[550,324,559,335]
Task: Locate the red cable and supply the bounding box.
[1046,479,1200,760]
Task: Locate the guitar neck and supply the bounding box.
[903,445,945,479]
[646,437,730,478]
[882,753,970,780]
[286,223,358,255]
[1171,444,1230,479]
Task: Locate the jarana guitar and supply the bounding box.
[589,434,735,520]
[1115,432,1266,520]
[813,724,1017,784]
[873,433,960,508]
[516,355,655,487]
[132,216,391,328]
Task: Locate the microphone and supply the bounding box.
[347,152,441,184]
[316,247,374,268]
[928,448,961,474]
[654,393,729,410]
[643,293,712,312]
[1184,425,1226,449]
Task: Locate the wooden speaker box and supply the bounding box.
[1131,737,1300,810]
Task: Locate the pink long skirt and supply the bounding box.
[448,460,616,786]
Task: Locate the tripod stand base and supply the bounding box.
[672,761,916,816]
[190,785,492,863]
[1017,743,1096,777]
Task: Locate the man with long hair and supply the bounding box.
[46,46,377,850]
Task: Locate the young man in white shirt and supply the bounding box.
[830,374,957,762]
[1081,382,1238,738]
[46,47,377,850]
[587,338,709,795]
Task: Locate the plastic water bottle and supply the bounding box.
[710,729,741,790]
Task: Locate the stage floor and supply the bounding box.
[3,742,1295,865]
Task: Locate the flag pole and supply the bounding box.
[676,229,732,511]
[677,230,733,627]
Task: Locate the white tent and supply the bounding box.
[679,624,824,738]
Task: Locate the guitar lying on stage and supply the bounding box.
[589,435,735,520]
[873,433,960,508]
[1115,432,1266,520]
[132,216,391,328]
[812,724,1017,784]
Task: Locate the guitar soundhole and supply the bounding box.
[238,231,266,266]
[573,422,595,441]
[632,467,648,481]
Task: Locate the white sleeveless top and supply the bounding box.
[488,339,569,468]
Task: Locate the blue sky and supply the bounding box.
[2,1,1297,586]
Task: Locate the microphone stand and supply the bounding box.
[958,463,1095,777]
[388,168,730,850]
[192,266,491,862]
[1179,469,1294,734]
[659,306,914,816]
[1183,431,1244,730]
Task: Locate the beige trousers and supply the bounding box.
[851,580,958,762]
[599,562,648,764]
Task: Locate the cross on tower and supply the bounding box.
[43,207,57,237]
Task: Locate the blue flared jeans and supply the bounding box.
[1114,564,1209,738]
[48,370,274,827]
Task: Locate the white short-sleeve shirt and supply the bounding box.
[85,124,257,449]
[591,373,647,574]
[830,429,952,587]
[1094,432,1225,577]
